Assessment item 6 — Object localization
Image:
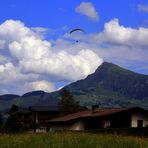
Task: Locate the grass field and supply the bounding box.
[0,132,148,148]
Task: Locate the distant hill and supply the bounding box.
[0,62,148,111]
[22,90,45,98]
[0,94,20,101]
[0,91,58,111]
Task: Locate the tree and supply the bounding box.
[59,89,80,115]
[5,105,22,133]
[10,104,18,112]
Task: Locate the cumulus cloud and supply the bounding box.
[88,19,148,47]
[138,4,148,13]
[76,2,99,21]
[20,49,102,81]
[63,18,148,73]
[24,80,55,93]
[0,55,11,64]
[0,18,148,95]
[0,19,102,94]
[9,37,51,60]
[0,20,33,46]
[0,62,38,84]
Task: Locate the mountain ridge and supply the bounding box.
[0,62,148,111]
[63,62,148,107]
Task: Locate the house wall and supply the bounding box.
[50,121,85,131]
[70,121,85,130]
[36,127,47,133]
[131,112,148,127]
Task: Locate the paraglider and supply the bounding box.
[70,28,84,34]
[69,28,85,43]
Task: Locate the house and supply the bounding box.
[29,106,60,124]
[17,105,87,132]
[17,106,60,131]
[44,107,148,131]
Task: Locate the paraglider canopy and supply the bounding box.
[70,28,84,34]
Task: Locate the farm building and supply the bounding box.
[44,107,148,131]
[17,106,60,131]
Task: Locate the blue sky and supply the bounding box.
[1,0,148,31]
[0,0,148,94]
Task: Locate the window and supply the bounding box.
[103,120,110,128]
[137,120,143,128]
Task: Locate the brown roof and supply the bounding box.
[30,106,59,112]
[45,108,130,123]
[45,107,148,123]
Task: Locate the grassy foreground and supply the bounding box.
[0,132,148,148]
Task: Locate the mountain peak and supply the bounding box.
[95,62,139,77]
[91,62,121,79]
[101,61,113,66]
[66,61,148,102]
[98,62,120,70]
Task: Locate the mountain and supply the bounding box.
[0,94,20,101]
[0,91,58,111]
[0,62,148,111]
[63,62,148,107]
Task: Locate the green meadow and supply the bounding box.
[0,132,148,148]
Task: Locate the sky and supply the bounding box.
[0,0,148,95]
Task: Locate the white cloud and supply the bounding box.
[0,55,11,64]
[0,62,38,84]
[76,2,99,21]
[24,80,55,93]
[9,37,51,60]
[0,62,13,73]
[0,19,103,94]
[138,4,148,13]
[62,19,148,74]
[0,20,33,45]
[0,20,101,80]
[20,49,102,81]
[0,18,148,95]
[88,18,148,47]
